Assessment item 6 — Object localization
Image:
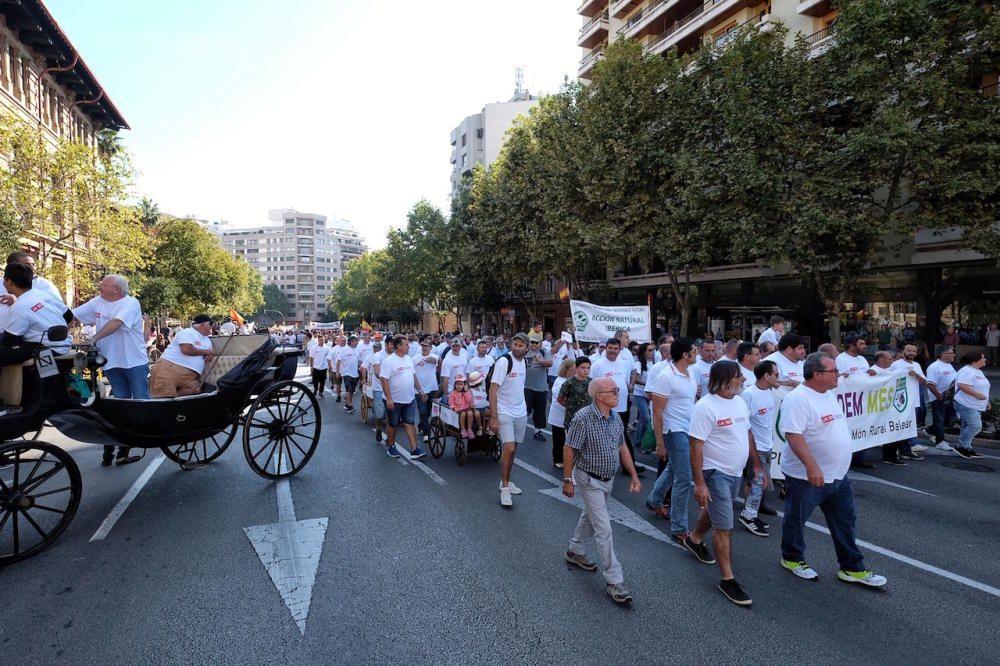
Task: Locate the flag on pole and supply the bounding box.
[360,319,372,332]
[558,286,571,301]
[230,308,245,326]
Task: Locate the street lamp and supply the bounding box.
[262,309,285,326]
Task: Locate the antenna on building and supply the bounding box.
[515,66,525,99]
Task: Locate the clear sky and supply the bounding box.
[46,0,581,248]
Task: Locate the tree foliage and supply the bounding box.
[261,283,292,317]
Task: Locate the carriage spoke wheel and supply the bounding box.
[454,436,468,466]
[428,418,445,458]
[0,441,81,566]
[489,435,502,462]
[161,421,238,469]
[243,380,321,479]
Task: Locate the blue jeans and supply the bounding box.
[647,431,691,535]
[416,395,431,436]
[781,476,865,572]
[105,364,150,399]
[955,403,982,450]
[633,395,651,449]
[373,391,386,421]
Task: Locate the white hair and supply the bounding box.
[105,274,129,295]
[588,376,614,399]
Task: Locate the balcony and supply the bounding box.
[611,0,643,19]
[578,46,606,79]
[578,11,610,48]
[806,23,835,57]
[797,0,833,17]
[647,0,746,56]
[618,0,680,40]
[578,0,606,18]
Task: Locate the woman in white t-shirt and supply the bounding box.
[547,358,576,469]
[953,351,991,458]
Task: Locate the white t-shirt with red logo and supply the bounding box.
[590,354,632,413]
[765,351,804,385]
[780,384,851,482]
[688,393,751,477]
[835,352,870,377]
[379,352,417,404]
[739,384,775,452]
[491,354,526,419]
[72,295,147,370]
[926,359,957,403]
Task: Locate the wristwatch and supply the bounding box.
[563,477,573,484]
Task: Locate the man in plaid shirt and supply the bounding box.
[562,377,642,604]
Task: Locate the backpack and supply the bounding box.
[484,353,515,389]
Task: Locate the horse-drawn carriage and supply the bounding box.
[0,334,321,566]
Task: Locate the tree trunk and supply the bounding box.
[667,270,690,336]
[826,301,841,348]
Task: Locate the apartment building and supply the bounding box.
[0,0,129,303]
[449,90,540,194]
[578,0,842,79]
[326,218,367,274]
[221,211,343,323]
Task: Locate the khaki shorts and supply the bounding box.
[149,359,201,398]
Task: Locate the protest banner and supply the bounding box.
[569,300,651,343]
[770,371,918,480]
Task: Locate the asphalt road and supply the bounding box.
[2,367,999,665]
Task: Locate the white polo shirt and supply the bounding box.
[72,295,147,370]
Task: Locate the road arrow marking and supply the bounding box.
[513,459,682,549]
[244,462,328,636]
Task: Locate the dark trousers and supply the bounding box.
[552,425,565,465]
[781,476,866,572]
[525,389,548,430]
[618,411,636,466]
[310,367,327,395]
[416,395,431,437]
[930,399,955,443]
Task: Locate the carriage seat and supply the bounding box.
[201,334,271,386]
[0,358,33,408]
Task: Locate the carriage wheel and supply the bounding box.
[359,393,370,425]
[161,421,238,469]
[0,440,82,566]
[243,380,321,479]
[454,437,468,466]
[489,435,502,462]
[428,418,445,458]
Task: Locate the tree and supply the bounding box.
[261,283,292,317]
[138,197,160,227]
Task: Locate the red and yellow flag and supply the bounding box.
[360,319,372,332]
[230,308,245,326]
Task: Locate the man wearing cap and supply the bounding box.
[337,335,361,414]
[149,315,215,398]
[491,332,529,507]
[439,337,470,401]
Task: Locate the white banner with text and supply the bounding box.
[569,300,651,343]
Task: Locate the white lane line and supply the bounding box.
[90,454,166,542]
[396,445,446,486]
[848,471,935,496]
[516,458,1000,600]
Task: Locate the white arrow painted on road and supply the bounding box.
[513,459,682,549]
[244,461,328,636]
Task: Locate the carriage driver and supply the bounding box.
[0,263,72,369]
[149,314,216,398]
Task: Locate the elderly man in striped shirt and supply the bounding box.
[562,376,642,604]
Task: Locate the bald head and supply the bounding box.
[588,376,615,399]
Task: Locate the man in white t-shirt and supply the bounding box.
[737,359,779,535]
[466,340,495,387]
[645,338,700,540]
[309,334,332,397]
[357,332,373,368]
[72,274,149,466]
[926,346,957,448]
[756,316,785,349]
[0,263,72,370]
[439,338,470,398]
[149,315,215,398]
[686,361,761,606]
[329,336,347,402]
[835,333,871,379]
[736,342,760,386]
[413,339,439,442]
[763,333,806,388]
[379,335,427,460]
[692,339,716,400]
[778,352,887,588]
[490,332,529,508]
[889,343,930,461]
[337,335,361,414]
[0,251,63,306]
[591,338,646,473]
[219,320,236,336]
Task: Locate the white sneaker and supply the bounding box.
[934,441,953,452]
[910,444,929,453]
[781,559,819,581]
[499,487,513,507]
[500,481,523,495]
[837,569,887,588]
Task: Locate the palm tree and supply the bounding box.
[138,197,159,227]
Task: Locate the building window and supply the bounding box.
[461,133,467,147]
[476,128,483,139]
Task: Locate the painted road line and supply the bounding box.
[848,471,936,496]
[396,445,447,486]
[245,460,329,636]
[90,453,167,542]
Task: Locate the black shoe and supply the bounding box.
[968,449,984,459]
[375,430,383,444]
[101,458,113,467]
[336,396,341,403]
[955,447,974,459]
[533,431,545,442]
[116,455,140,466]
[758,501,777,516]
[852,461,877,470]
[738,515,770,537]
[718,578,752,607]
[682,535,716,565]
[882,458,907,466]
